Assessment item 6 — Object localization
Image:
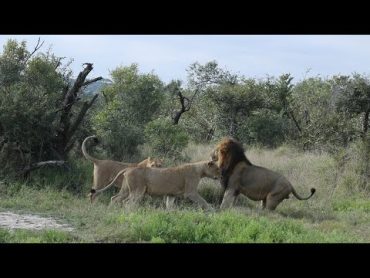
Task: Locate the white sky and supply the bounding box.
[1,35,370,83]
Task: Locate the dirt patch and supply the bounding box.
[0,211,73,231]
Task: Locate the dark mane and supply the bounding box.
[217,137,252,189]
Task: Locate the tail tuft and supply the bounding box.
[92,136,99,144]
[90,189,96,194]
[311,188,316,194]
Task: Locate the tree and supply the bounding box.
[144,118,189,158]
[170,61,239,139]
[206,79,266,139]
[165,80,190,125]
[334,74,370,139]
[290,76,358,151]
[332,74,370,187]
[94,64,164,160]
[272,74,302,134]
[0,39,102,176]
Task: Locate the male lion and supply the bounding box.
[93,160,220,210]
[211,137,316,211]
[82,135,162,203]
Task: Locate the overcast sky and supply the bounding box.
[1,35,370,83]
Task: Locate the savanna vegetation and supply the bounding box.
[0,39,368,243]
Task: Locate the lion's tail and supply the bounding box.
[91,168,128,197]
[82,135,99,163]
[291,187,316,200]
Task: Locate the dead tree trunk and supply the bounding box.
[53,63,102,159]
[206,127,215,141]
[228,114,238,139]
[363,109,369,139]
[172,89,190,125]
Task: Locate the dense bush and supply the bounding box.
[144,118,189,158]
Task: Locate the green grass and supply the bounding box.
[0,184,368,243]
[0,143,368,243]
[333,199,370,213]
[0,228,76,243]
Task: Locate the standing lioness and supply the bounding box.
[82,135,162,202]
[94,160,220,210]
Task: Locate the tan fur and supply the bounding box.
[96,161,220,210]
[82,136,162,203]
[212,138,316,211]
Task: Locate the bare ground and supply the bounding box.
[0,211,73,231]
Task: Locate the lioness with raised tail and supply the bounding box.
[82,135,162,203]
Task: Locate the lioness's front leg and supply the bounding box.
[220,188,237,209]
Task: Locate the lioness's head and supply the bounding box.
[147,157,163,168]
[210,148,218,162]
[203,160,221,180]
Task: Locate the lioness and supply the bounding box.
[94,160,220,210]
[212,137,316,211]
[82,135,162,202]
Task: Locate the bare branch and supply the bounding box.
[188,88,200,105]
[82,77,103,87]
[55,57,66,70]
[24,37,45,64]
[21,160,67,177]
[63,63,94,108]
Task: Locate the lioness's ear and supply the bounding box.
[147,157,152,161]
[207,161,214,166]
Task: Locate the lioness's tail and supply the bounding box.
[291,187,316,200]
[82,135,100,163]
[91,168,128,197]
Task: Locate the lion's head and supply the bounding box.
[211,137,252,188]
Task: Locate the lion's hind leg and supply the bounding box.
[265,192,286,211]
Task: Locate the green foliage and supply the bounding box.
[334,74,370,116]
[288,76,359,151]
[237,109,286,147]
[0,228,75,243]
[0,39,28,86]
[206,78,266,139]
[187,60,238,89]
[93,64,165,160]
[144,118,189,157]
[0,40,72,176]
[332,199,370,213]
